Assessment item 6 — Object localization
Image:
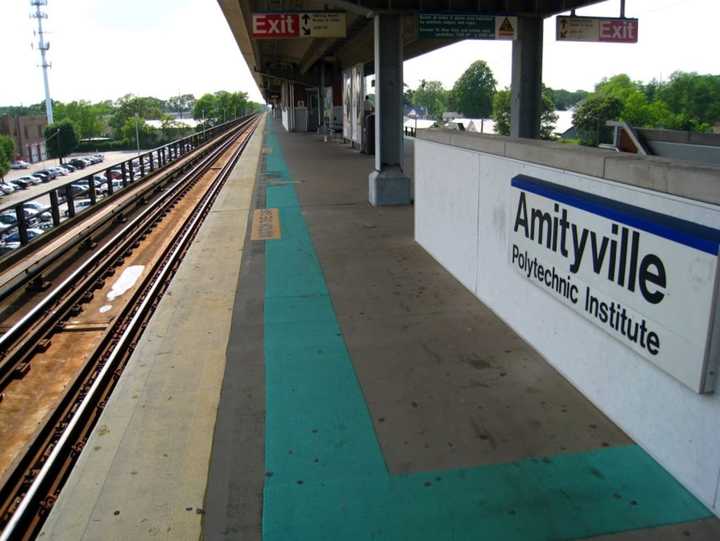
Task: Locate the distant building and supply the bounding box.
[554,110,577,139]
[145,118,201,130]
[0,115,48,163]
[452,118,496,134]
[442,111,462,121]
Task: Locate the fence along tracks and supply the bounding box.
[0,115,260,540]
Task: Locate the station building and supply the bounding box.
[0,115,48,163]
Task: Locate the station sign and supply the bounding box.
[557,16,638,43]
[251,12,346,39]
[418,13,516,40]
[508,174,720,394]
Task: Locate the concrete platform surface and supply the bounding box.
[34,115,720,541]
[206,118,719,540]
[37,117,265,540]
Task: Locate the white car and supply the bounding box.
[49,167,68,176]
[64,198,93,216]
[10,160,30,169]
[0,183,15,195]
[22,201,51,214]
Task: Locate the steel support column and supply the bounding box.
[368,13,410,206]
[511,16,543,139]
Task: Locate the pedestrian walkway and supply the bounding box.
[205,119,720,540]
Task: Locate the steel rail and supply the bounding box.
[0,116,256,392]
[0,116,259,540]
[0,116,252,307]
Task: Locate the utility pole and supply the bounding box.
[31,0,53,124]
[135,112,141,155]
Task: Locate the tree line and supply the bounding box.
[1,91,265,158]
[404,61,720,145]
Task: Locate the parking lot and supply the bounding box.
[0,151,160,255]
[1,150,138,210]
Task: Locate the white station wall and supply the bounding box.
[414,137,720,514]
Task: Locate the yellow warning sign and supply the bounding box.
[251,208,281,241]
[495,16,516,40]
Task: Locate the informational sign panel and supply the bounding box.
[323,86,333,129]
[351,64,364,145]
[418,13,516,40]
[557,16,638,43]
[508,175,720,393]
[342,69,352,140]
[252,12,346,39]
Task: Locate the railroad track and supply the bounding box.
[0,114,260,540]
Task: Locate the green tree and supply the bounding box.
[0,135,14,180]
[545,88,589,110]
[658,71,720,129]
[120,117,159,149]
[54,100,111,139]
[166,94,196,115]
[573,95,624,146]
[412,80,448,120]
[492,87,558,139]
[492,89,511,136]
[110,95,165,131]
[450,60,497,118]
[193,91,250,123]
[45,120,79,161]
[193,93,218,122]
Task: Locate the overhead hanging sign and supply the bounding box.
[508,174,720,394]
[557,16,639,43]
[418,13,516,40]
[252,12,346,39]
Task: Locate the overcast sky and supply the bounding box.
[0,0,717,107]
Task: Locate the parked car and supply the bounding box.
[108,168,123,180]
[68,183,91,197]
[61,164,76,173]
[0,208,39,226]
[64,198,93,216]
[49,167,68,177]
[75,178,108,195]
[0,183,15,195]
[10,178,32,189]
[10,160,30,169]
[30,173,48,184]
[36,169,57,180]
[2,227,45,248]
[22,201,51,214]
[69,158,87,169]
[92,153,105,162]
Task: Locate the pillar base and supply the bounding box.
[368,167,411,206]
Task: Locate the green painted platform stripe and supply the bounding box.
[261,125,711,540]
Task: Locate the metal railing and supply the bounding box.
[0,117,248,257]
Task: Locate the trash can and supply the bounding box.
[362,113,375,155]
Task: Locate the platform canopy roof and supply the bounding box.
[218,0,605,100]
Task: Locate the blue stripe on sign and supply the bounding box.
[511,175,720,256]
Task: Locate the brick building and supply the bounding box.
[0,115,48,163]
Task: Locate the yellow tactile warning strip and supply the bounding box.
[251,208,281,240]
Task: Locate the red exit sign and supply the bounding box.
[557,16,639,44]
[599,19,638,43]
[252,13,299,39]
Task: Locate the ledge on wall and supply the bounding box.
[417,129,720,206]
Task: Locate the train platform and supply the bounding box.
[39,116,720,540]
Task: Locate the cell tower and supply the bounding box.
[31,0,53,124]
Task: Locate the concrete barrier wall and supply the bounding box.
[414,130,720,515]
